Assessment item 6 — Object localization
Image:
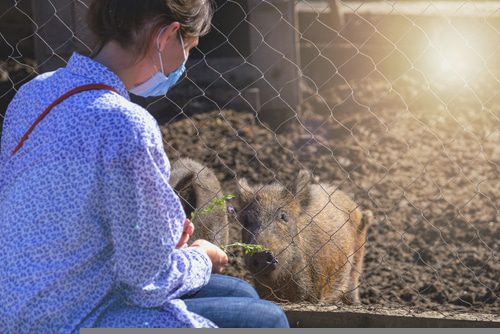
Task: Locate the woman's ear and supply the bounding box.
[156,22,181,52]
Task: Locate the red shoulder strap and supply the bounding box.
[11,83,119,156]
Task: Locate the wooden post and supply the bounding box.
[72,0,97,54]
[247,0,302,132]
[31,0,94,73]
[328,0,343,31]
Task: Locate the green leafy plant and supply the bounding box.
[189,194,235,222]
[221,242,267,255]
[189,193,268,255]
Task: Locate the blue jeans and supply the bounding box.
[181,274,290,328]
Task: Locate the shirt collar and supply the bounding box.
[66,52,130,100]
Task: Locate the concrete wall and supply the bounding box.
[283,304,500,328]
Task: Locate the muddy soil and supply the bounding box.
[161,70,500,316]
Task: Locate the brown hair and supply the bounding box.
[87,0,214,58]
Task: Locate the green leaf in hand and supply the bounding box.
[221,242,267,255]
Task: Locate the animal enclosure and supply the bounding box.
[1,0,499,326]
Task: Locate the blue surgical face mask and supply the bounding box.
[130,29,188,97]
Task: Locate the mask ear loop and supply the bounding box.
[156,26,169,74]
[178,30,187,60]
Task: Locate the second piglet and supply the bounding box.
[170,158,229,247]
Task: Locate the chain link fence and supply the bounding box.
[1,0,499,320]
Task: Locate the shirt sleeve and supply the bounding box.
[101,116,212,307]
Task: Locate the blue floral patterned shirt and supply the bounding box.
[0,52,216,332]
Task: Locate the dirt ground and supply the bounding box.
[1,59,498,317]
[0,58,37,135]
[161,69,500,316]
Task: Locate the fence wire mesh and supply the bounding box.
[1,0,499,319]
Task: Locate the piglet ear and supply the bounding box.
[171,171,197,216]
[293,169,311,208]
[237,178,253,202]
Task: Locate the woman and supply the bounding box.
[0,0,289,331]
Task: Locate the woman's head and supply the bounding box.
[87,0,214,60]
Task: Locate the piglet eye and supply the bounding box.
[280,211,289,222]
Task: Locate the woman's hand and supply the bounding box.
[189,239,229,273]
[176,219,194,249]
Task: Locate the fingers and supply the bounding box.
[187,221,194,236]
[220,252,229,266]
[177,219,195,249]
[216,260,228,273]
[212,250,229,273]
[183,219,195,236]
[188,239,229,273]
[176,232,189,249]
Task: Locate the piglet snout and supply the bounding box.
[246,250,278,275]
